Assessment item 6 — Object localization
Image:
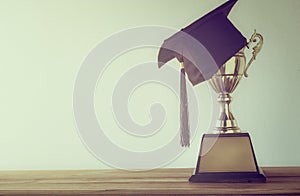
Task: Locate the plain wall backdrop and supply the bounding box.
[0,0,299,170]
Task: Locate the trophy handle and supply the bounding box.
[244,30,264,77]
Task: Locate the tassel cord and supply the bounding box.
[180,62,190,147]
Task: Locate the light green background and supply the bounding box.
[0,0,299,170]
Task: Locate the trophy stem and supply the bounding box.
[215,93,240,133]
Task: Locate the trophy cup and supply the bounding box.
[189,31,266,183]
[209,30,263,134]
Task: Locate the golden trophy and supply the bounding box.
[157,0,266,183]
[189,31,266,183]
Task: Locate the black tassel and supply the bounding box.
[180,62,190,147]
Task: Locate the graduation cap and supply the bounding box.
[157,0,247,147]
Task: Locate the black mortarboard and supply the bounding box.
[157,0,247,147]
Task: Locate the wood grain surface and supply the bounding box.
[0,167,299,195]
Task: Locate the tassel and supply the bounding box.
[180,61,190,147]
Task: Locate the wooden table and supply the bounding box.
[0,167,299,195]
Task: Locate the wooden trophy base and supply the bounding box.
[189,133,266,183]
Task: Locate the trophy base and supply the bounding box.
[189,171,266,183]
[190,133,266,183]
